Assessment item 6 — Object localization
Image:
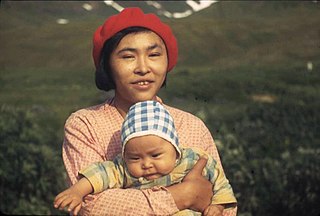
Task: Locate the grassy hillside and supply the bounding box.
[1,1,319,70]
[1,1,320,215]
[1,1,319,122]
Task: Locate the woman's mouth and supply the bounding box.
[132,80,154,90]
[137,81,150,86]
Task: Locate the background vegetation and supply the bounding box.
[1,1,319,215]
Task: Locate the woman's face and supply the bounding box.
[110,31,168,106]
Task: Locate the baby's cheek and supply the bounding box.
[127,164,141,177]
[161,161,176,173]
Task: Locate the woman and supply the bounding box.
[62,7,237,215]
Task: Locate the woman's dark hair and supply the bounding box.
[95,26,167,92]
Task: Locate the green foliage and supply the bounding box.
[214,101,320,216]
[0,105,65,215]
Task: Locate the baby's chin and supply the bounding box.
[143,173,162,180]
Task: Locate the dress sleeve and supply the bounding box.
[62,112,179,215]
[197,121,238,215]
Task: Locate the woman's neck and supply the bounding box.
[113,97,131,118]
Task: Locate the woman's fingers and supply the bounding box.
[185,155,208,179]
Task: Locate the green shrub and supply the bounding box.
[211,100,320,216]
[0,105,65,215]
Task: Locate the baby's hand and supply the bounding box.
[54,188,82,215]
[203,204,224,216]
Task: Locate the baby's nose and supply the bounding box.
[142,159,152,169]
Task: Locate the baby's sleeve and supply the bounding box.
[190,147,237,208]
[78,155,125,194]
[205,154,237,207]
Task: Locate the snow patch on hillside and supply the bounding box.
[103,0,218,19]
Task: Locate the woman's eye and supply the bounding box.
[149,53,161,57]
[122,55,134,59]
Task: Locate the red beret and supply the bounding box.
[92,7,178,72]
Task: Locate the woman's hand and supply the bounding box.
[167,156,213,212]
[203,204,224,216]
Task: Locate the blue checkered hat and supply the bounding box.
[121,101,181,158]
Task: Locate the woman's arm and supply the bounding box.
[197,123,238,216]
[170,110,238,216]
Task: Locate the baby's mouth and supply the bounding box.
[143,173,160,180]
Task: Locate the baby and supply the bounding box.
[54,101,237,215]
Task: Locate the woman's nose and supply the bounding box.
[134,56,150,75]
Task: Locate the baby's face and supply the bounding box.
[124,135,178,180]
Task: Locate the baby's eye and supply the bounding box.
[151,153,161,158]
[129,157,140,161]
